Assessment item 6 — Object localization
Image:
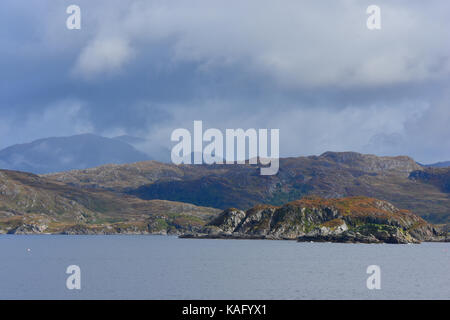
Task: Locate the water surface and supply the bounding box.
[0,235,448,299]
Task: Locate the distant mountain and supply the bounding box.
[0,134,151,174]
[423,161,450,168]
[46,151,450,224]
[113,135,148,145]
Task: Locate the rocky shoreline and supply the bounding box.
[2,196,448,243]
[179,197,449,244]
[0,215,205,236]
[180,231,449,243]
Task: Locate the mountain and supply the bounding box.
[181,196,447,243]
[409,167,450,193]
[0,134,151,174]
[46,151,450,224]
[113,135,148,145]
[0,169,220,234]
[424,161,450,168]
[3,149,450,235]
[1,167,446,240]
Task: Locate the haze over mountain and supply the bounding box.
[0,134,151,174]
[423,161,450,168]
[113,135,171,163]
[113,135,148,146]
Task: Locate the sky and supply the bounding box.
[0,0,449,163]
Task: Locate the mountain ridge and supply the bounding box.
[45,151,450,224]
[0,134,151,174]
[423,161,450,168]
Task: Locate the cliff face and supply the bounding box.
[182,197,447,243]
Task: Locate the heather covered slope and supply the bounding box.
[181,197,447,243]
[409,167,450,193]
[0,170,220,234]
[2,165,449,238]
[46,152,450,224]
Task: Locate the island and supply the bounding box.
[180,196,448,243]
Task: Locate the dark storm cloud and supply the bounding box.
[0,0,449,163]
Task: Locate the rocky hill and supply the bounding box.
[0,170,220,234]
[2,156,450,239]
[46,152,450,224]
[181,197,447,243]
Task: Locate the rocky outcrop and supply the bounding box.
[8,223,49,235]
[181,197,448,243]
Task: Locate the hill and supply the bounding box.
[0,170,220,234]
[181,196,447,243]
[423,161,450,168]
[46,151,450,224]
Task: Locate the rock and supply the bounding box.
[182,196,448,243]
[8,223,48,234]
[208,208,246,233]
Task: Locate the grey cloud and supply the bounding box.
[0,0,449,164]
[70,0,450,87]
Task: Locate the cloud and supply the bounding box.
[153,98,430,160]
[80,0,450,88]
[73,37,135,78]
[0,100,93,149]
[1,0,450,164]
